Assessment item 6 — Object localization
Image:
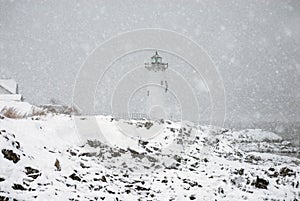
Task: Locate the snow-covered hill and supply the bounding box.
[0,103,299,200]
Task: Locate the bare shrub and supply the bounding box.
[30,107,46,117]
[0,107,26,119]
[40,105,80,115]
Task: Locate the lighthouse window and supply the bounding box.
[157,57,162,63]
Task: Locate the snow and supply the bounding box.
[0,104,299,200]
[0,1,298,199]
[0,101,41,116]
[231,129,282,142]
[0,94,22,102]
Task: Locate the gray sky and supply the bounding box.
[0,0,299,124]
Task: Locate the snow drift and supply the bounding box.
[0,102,299,200]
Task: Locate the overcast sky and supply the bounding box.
[0,0,299,124]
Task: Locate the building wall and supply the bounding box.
[0,94,22,101]
[146,70,168,119]
[0,86,12,94]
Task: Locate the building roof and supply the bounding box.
[0,79,18,94]
[151,51,161,58]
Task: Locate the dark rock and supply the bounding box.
[12,183,27,191]
[203,158,209,163]
[93,177,102,182]
[245,154,261,163]
[238,168,244,175]
[78,152,97,157]
[267,170,279,178]
[234,168,244,175]
[25,167,40,179]
[0,196,9,201]
[109,150,120,157]
[28,187,36,191]
[2,149,20,163]
[80,162,90,169]
[246,178,251,185]
[269,167,275,171]
[218,187,224,194]
[189,195,196,200]
[66,183,75,187]
[54,159,61,171]
[138,140,149,146]
[11,141,20,149]
[173,155,182,163]
[183,178,199,187]
[151,146,160,151]
[94,186,102,191]
[128,148,144,159]
[135,185,150,191]
[68,150,77,156]
[191,162,199,168]
[144,122,153,129]
[106,189,115,194]
[220,129,229,134]
[87,139,109,148]
[145,148,153,153]
[235,151,243,157]
[69,173,81,182]
[128,148,140,155]
[252,176,269,189]
[100,176,107,182]
[280,167,295,177]
[146,155,157,163]
[0,177,5,182]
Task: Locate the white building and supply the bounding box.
[144,51,169,120]
[0,79,23,101]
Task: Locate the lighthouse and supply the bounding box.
[144,51,169,120]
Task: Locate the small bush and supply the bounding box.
[30,107,46,116]
[39,105,80,115]
[0,107,26,119]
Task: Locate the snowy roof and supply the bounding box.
[0,79,17,94]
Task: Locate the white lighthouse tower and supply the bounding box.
[144,51,169,120]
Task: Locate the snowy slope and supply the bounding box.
[0,101,44,117]
[0,107,299,200]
